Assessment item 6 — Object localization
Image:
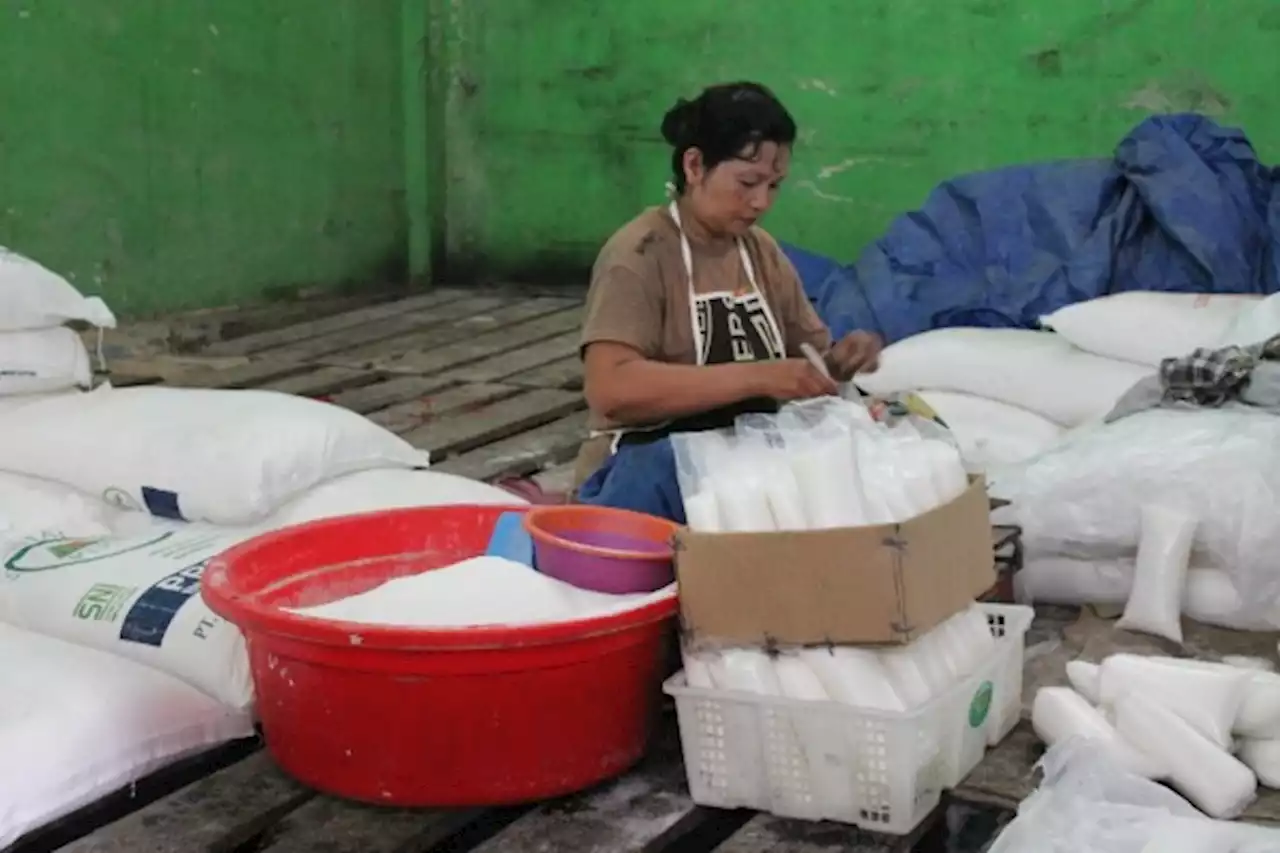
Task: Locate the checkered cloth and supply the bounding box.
[1160,334,1280,406]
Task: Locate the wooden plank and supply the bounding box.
[176,359,313,390]
[258,366,385,399]
[100,372,164,388]
[369,382,522,435]
[432,411,588,481]
[505,355,583,390]
[262,294,510,363]
[9,739,260,853]
[326,375,459,415]
[202,289,468,357]
[469,732,703,853]
[714,812,937,853]
[445,331,579,384]
[400,388,585,457]
[327,297,580,367]
[365,308,583,376]
[255,799,486,853]
[59,752,313,853]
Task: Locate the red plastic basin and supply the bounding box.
[201,505,677,807]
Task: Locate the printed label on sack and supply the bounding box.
[117,559,213,648]
[968,680,994,729]
[4,532,176,573]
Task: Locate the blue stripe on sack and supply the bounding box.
[118,560,208,647]
[141,486,185,521]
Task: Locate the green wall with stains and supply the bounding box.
[2,0,1276,315]
[442,0,1279,278]
[0,1,409,316]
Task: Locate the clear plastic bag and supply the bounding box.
[991,409,1280,621]
[775,401,869,529]
[734,414,810,531]
[671,429,734,532]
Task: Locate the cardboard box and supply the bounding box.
[674,478,995,646]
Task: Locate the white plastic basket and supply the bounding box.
[664,603,1033,835]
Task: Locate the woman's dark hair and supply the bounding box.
[660,82,797,194]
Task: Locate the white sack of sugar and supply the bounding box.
[292,555,670,628]
[264,468,524,526]
[0,246,116,330]
[0,385,429,525]
[1114,691,1257,819]
[1040,292,1257,367]
[772,654,827,701]
[799,647,904,711]
[1117,504,1197,643]
[916,391,1063,471]
[0,327,93,396]
[854,327,1152,427]
[1030,687,1163,779]
[0,522,255,708]
[1099,654,1249,750]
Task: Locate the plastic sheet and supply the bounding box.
[989,737,1280,853]
[1030,688,1163,779]
[992,409,1280,621]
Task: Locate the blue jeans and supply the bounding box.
[576,437,686,525]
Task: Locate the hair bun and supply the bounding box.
[660,97,696,146]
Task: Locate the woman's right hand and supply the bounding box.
[752,358,839,401]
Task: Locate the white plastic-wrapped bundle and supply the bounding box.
[1031,687,1163,779]
[1113,692,1257,819]
[775,400,869,529]
[671,429,733,532]
[1117,505,1197,643]
[992,409,1280,621]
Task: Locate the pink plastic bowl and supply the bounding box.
[524,506,679,594]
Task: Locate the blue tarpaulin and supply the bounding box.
[783,114,1280,344]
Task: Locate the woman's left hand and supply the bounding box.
[825,331,883,381]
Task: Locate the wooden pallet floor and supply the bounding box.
[15,712,994,853]
[37,286,1017,853]
[109,286,593,484]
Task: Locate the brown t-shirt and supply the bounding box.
[581,206,831,431]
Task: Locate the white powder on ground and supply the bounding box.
[290,555,675,628]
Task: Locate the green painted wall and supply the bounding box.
[3,1,1277,315]
[443,0,1280,276]
[0,1,407,316]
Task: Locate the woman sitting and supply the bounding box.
[575,82,882,522]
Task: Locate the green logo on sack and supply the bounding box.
[968,680,994,728]
[74,583,137,622]
[4,531,175,573]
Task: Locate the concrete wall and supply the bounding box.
[443,0,1280,278]
[0,1,407,315]
[2,1,1276,314]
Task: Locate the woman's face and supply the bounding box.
[682,142,791,237]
